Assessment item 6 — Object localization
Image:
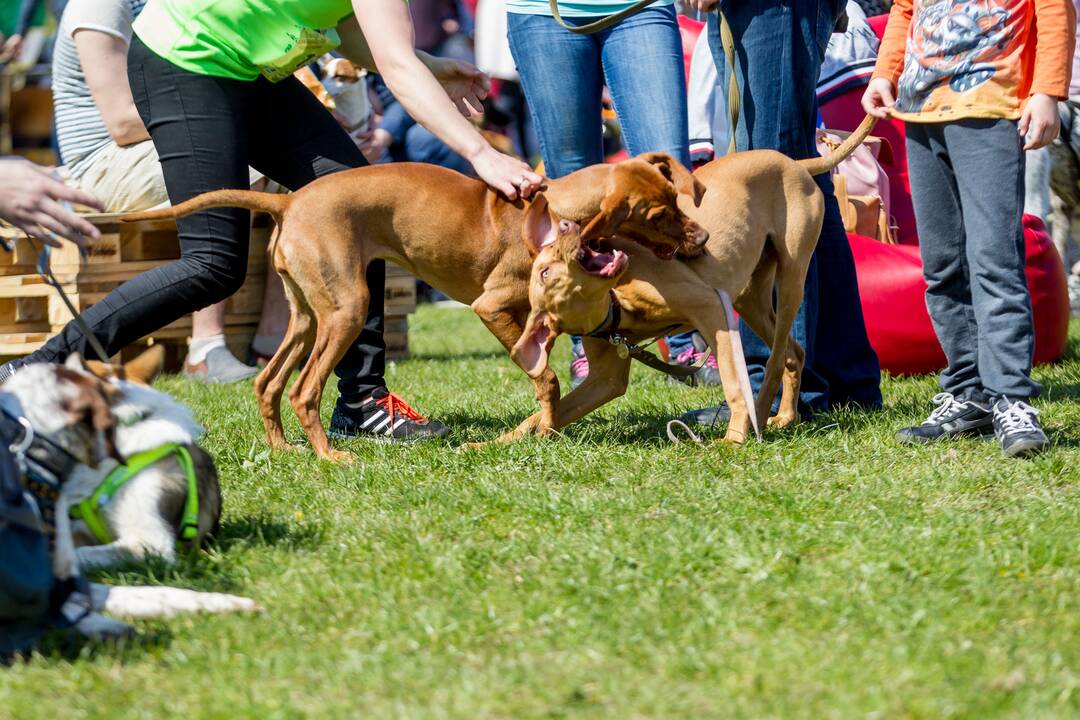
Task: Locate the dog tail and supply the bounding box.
[119,190,290,224]
[797,114,877,176]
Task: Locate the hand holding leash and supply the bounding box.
[0,158,102,251]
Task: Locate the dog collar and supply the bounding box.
[585,291,623,339]
[70,443,200,547]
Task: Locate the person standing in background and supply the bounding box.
[506,0,707,390]
[864,0,1074,457]
[681,0,883,429]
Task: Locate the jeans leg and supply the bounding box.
[600,5,691,168]
[403,124,474,176]
[905,121,984,399]
[507,13,604,178]
[948,119,1041,400]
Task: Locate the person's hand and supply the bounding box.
[0,158,103,249]
[1020,93,1060,150]
[424,55,490,118]
[469,145,542,201]
[0,33,23,62]
[358,128,393,163]
[685,0,719,12]
[862,77,896,118]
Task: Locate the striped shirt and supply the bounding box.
[51,0,146,178]
[507,0,670,19]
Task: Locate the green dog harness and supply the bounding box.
[69,444,200,547]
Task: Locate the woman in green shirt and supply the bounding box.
[26,0,541,441]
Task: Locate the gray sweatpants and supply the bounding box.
[906,118,1042,401]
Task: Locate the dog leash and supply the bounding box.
[34,241,112,364]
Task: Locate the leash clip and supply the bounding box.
[8,415,34,474]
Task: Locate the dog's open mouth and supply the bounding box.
[577,241,629,277]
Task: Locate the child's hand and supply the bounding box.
[861,78,896,118]
[1020,93,1060,150]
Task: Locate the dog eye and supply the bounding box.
[540,267,550,282]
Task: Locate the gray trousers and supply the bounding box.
[906,118,1041,401]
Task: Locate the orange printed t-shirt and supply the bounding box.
[872,0,1075,122]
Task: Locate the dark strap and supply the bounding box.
[584,293,704,382]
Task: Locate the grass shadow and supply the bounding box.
[407,349,508,362]
[19,625,176,663]
[215,514,327,552]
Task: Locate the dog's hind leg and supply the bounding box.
[289,295,369,462]
[90,583,262,618]
[255,271,315,451]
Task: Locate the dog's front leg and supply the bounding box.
[52,494,80,581]
[90,584,263,619]
[471,293,560,441]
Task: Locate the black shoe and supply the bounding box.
[328,388,450,442]
[680,403,732,427]
[992,397,1048,458]
[895,392,993,444]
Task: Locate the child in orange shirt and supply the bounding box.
[863,0,1075,457]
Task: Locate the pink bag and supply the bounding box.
[817,128,895,242]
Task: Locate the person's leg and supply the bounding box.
[948,119,1041,401]
[507,14,603,179]
[508,12,604,388]
[599,4,690,167]
[25,35,253,366]
[904,121,985,399]
[710,0,879,414]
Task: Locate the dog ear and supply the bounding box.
[522,193,556,257]
[581,193,630,240]
[122,345,165,385]
[510,312,558,379]
[639,152,707,207]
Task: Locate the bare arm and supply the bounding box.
[339,0,541,199]
[73,29,150,146]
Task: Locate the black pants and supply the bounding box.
[32,35,385,402]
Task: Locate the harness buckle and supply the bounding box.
[8,416,34,475]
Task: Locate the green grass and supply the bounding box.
[3,305,1080,719]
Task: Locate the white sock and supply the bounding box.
[188,334,227,365]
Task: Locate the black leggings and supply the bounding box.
[33,35,384,402]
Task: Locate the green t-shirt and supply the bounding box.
[132,0,354,81]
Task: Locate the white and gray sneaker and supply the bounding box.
[991,398,1049,458]
[895,392,993,444]
[183,346,258,383]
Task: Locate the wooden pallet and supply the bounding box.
[0,213,417,365]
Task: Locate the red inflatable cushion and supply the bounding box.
[851,216,1070,375]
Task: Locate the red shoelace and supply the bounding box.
[376,391,428,423]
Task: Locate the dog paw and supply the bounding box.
[319,448,355,463]
[766,413,797,429]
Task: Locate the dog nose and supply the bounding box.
[558,219,580,234]
[690,223,709,246]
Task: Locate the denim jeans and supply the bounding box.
[507,5,695,356]
[708,0,882,413]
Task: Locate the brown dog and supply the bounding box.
[123,157,707,459]
[510,116,877,444]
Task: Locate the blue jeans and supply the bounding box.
[508,5,695,356]
[708,0,881,413]
[507,5,690,174]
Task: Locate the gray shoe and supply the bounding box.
[992,397,1049,458]
[183,346,258,383]
[680,403,731,427]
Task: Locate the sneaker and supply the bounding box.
[183,346,258,383]
[0,358,28,385]
[328,387,449,442]
[569,340,589,390]
[895,392,993,444]
[671,345,720,387]
[992,397,1048,458]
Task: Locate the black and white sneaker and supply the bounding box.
[992,398,1048,458]
[895,392,993,444]
[328,388,449,442]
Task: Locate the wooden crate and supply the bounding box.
[0,215,417,366]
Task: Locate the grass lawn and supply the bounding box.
[3,305,1080,719]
